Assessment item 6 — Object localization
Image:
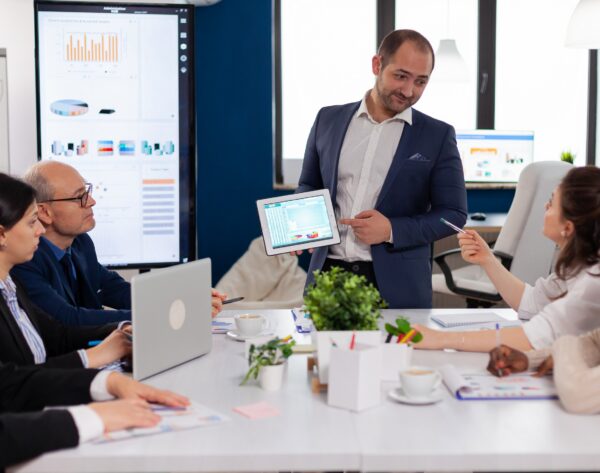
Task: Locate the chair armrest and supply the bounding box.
[433,248,463,294]
[433,248,507,302]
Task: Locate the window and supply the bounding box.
[495,0,589,165]
[395,0,478,129]
[277,0,377,187]
[274,0,598,186]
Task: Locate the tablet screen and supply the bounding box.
[263,195,335,249]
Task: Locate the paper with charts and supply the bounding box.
[95,403,229,443]
[440,364,558,401]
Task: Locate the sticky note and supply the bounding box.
[232,401,280,420]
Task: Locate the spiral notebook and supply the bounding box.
[430,312,518,328]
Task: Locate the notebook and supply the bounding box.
[95,402,229,443]
[440,364,558,401]
[430,312,518,328]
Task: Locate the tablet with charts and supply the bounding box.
[257,189,341,256]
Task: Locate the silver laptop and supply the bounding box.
[131,258,213,380]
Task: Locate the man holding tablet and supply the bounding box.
[296,29,467,308]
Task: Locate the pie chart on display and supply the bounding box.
[50,99,89,117]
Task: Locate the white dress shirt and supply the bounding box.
[521,264,600,349]
[65,370,115,443]
[328,92,412,262]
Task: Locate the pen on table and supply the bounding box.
[495,323,503,377]
[349,332,356,350]
[440,218,466,234]
[222,296,245,305]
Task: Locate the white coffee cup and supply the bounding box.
[398,366,442,398]
[234,313,269,337]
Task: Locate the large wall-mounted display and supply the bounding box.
[35,1,195,268]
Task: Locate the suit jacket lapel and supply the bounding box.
[329,102,361,202]
[376,113,420,208]
[52,255,77,305]
[39,239,78,305]
[0,292,36,363]
[70,247,99,308]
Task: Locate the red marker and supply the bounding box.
[349,332,356,350]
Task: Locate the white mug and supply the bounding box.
[398,366,441,398]
[234,313,269,337]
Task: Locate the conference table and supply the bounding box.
[13,309,600,473]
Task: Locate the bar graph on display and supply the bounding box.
[65,32,122,63]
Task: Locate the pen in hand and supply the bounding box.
[440,218,466,234]
[222,296,244,305]
[495,323,503,377]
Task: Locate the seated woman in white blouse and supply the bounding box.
[416,165,600,352]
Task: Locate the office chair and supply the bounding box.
[432,161,573,309]
[215,236,306,309]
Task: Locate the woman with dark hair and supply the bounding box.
[416,166,600,352]
[0,173,130,369]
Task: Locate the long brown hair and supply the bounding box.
[554,166,600,280]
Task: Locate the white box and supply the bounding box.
[381,343,413,381]
[312,330,381,384]
[327,343,382,412]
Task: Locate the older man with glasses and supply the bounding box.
[12,161,225,326]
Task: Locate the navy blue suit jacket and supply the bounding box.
[11,234,131,326]
[297,102,467,308]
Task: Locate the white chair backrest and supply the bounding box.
[494,161,572,285]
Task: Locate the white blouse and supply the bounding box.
[521,263,600,349]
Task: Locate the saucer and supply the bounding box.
[226,330,274,342]
[388,387,444,405]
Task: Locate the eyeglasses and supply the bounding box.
[41,183,93,208]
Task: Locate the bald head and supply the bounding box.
[23,161,84,202]
[22,161,96,248]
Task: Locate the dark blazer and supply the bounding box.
[0,279,116,369]
[297,102,468,308]
[11,233,131,326]
[0,361,98,469]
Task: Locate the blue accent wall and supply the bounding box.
[195,0,514,282]
[195,0,289,282]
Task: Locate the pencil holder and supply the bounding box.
[381,343,413,381]
[327,343,382,412]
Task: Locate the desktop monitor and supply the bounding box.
[34,1,196,269]
[456,130,534,184]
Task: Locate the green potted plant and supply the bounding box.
[241,337,295,391]
[560,150,575,164]
[303,267,386,383]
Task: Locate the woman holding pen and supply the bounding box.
[0,173,129,370]
[415,166,600,352]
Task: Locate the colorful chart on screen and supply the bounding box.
[50,99,89,116]
[257,189,341,256]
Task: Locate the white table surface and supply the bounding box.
[12,309,600,473]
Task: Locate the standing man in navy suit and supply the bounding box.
[12,161,226,325]
[297,29,467,308]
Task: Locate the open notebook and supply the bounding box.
[440,364,558,401]
[95,403,229,443]
[430,312,520,329]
